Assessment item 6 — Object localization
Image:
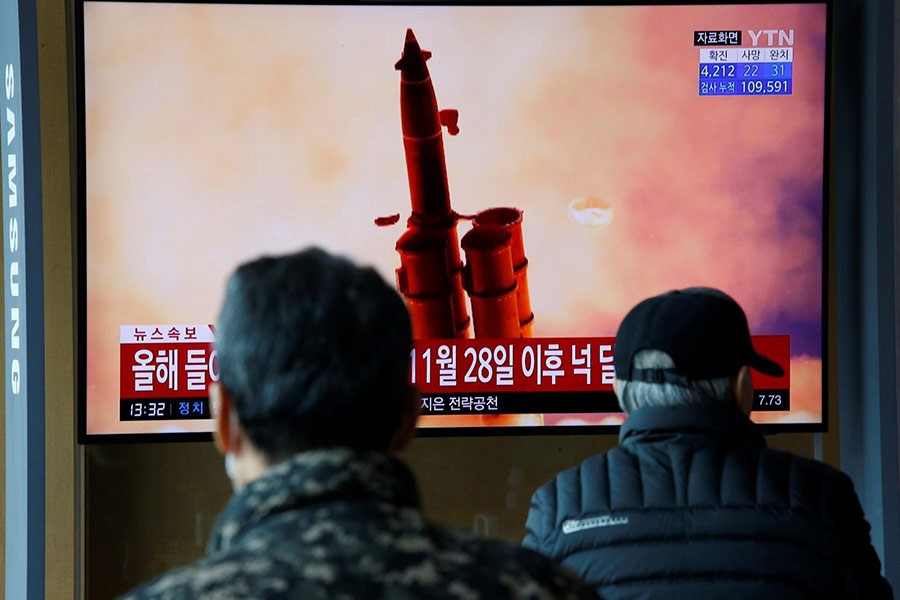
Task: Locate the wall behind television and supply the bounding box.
[0,0,896,598]
[1,0,78,597]
[833,0,900,586]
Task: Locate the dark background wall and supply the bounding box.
[834,0,900,587]
[84,433,833,598]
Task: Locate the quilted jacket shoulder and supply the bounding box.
[524,405,893,600]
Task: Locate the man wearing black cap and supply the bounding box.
[523,287,893,599]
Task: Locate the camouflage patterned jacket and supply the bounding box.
[119,448,598,600]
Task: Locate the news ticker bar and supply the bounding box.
[120,389,790,421]
[420,389,790,415]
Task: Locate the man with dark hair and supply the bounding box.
[121,247,597,600]
[523,287,893,599]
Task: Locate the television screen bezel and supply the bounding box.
[74,0,833,444]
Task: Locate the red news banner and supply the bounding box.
[119,326,791,421]
[410,335,790,415]
[119,324,218,421]
[411,338,616,394]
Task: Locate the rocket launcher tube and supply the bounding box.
[461,228,516,293]
[396,229,470,339]
[396,229,453,296]
[461,228,521,339]
[473,207,527,268]
[469,294,521,339]
[472,207,534,337]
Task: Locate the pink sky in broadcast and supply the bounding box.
[84,3,826,434]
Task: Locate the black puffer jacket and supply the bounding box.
[523,405,893,600]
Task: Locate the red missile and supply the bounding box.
[394,28,470,339]
[389,30,535,342]
[389,31,542,426]
[396,28,457,222]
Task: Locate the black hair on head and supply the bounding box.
[215,247,412,458]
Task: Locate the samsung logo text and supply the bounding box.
[5,63,21,395]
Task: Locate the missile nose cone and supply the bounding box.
[395,28,429,78]
[402,28,422,59]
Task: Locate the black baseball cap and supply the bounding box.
[614,287,784,385]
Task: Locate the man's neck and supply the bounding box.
[229,443,276,492]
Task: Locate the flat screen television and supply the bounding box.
[76,0,830,442]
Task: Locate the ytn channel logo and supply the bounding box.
[747,29,794,47]
[695,29,795,47]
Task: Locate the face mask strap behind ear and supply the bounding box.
[223,405,241,493]
[224,452,237,490]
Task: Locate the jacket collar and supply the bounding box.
[207,447,420,553]
[619,404,766,449]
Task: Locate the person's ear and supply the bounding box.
[389,385,421,454]
[211,382,243,455]
[732,365,755,415]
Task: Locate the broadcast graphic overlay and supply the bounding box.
[83,3,827,437]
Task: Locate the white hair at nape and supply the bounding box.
[615,350,735,414]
